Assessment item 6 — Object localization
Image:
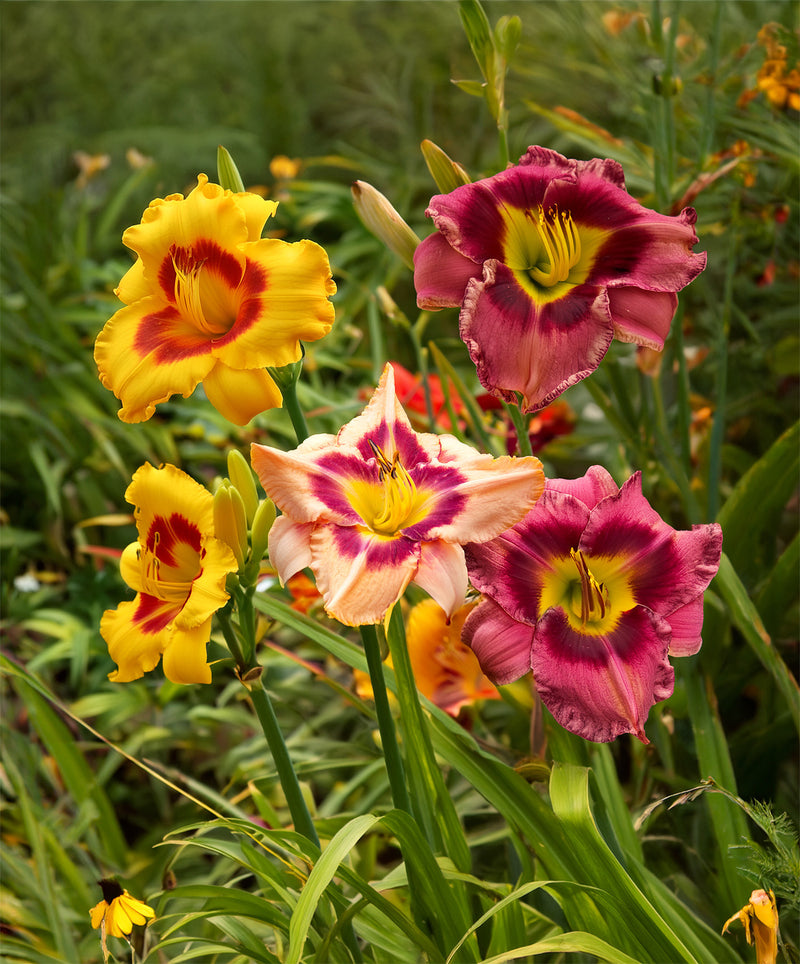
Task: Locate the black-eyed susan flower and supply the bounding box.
[251,363,544,627]
[463,466,722,743]
[414,146,707,413]
[94,174,336,425]
[90,878,155,939]
[100,462,238,684]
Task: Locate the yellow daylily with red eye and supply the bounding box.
[94,174,336,425]
[251,363,544,627]
[100,462,238,684]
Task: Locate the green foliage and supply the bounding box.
[1,1,798,962]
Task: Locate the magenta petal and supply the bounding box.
[607,287,678,350]
[462,597,535,685]
[532,606,674,743]
[544,466,619,510]
[414,232,482,308]
[580,475,722,616]
[460,262,613,411]
[665,594,705,656]
[465,489,590,625]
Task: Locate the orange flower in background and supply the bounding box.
[355,599,500,716]
[739,23,800,112]
[94,174,336,425]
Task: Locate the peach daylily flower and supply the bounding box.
[251,364,544,627]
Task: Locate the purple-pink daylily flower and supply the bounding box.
[414,146,707,413]
[463,466,722,743]
[250,364,544,627]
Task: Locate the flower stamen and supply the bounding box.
[570,547,608,626]
[368,439,417,534]
[172,248,227,336]
[529,206,582,287]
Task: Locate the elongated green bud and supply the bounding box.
[213,483,247,570]
[217,145,246,193]
[250,497,276,566]
[420,140,471,194]
[227,449,259,524]
[351,181,421,271]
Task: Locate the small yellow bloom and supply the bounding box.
[101,463,238,684]
[90,878,155,939]
[723,889,778,964]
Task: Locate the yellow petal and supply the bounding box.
[126,463,214,543]
[202,363,283,425]
[101,600,170,682]
[89,901,107,930]
[94,297,216,423]
[211,238,336,371]
[161,618,215,684]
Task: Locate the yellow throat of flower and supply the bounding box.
[501,202,608,303]
[539,548,635,636]
[568,548,608,627]
[368,440,418,535]
[172,249,231,337]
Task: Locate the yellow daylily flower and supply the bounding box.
[100,463,238,684]
[94,174,336,425]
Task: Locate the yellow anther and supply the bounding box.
[529,207,582,287]
[368,439,417,535]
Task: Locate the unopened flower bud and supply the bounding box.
[227,449,259,524]
[213,483,248,570]
[351,181,420,270]
[250,497,277,565]
[420,139,471,194]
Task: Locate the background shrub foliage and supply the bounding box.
[1,1,797,962]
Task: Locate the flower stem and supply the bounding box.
[248,677,320,847]
[385,606,471,871]
[218,606,319,846]
[506,401,533,457]
[360,623,412,815]
[280,377,309,444]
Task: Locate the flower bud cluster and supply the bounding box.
[213,450,276,587]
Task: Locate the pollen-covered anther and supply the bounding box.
[570,547,608,626]
[530,206,582,287]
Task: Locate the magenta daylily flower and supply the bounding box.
[463,466,722,742]
[414,146,707,412]
[250,364,544,627]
